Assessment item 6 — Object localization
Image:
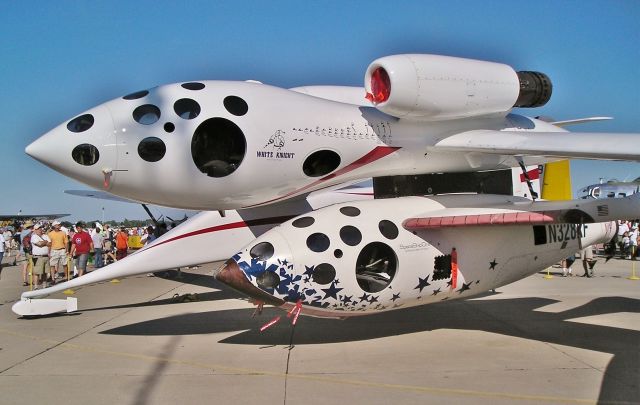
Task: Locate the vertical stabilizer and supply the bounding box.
[541,160,572,200]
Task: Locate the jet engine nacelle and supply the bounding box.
[215,194,627,319]
[364,54,551,120]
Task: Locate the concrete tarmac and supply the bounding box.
[0,255,638,405]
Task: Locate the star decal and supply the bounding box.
[321,281,343,299]
[489,259,498,270]
[341,295,353,305]
[457,281,472,294]
[414,275,431,292]
[432,288,442,296]
[391,293,401,302]
[369,295,379,303]
[446,280,453,287]
[358,293,370,302]
[303,265,315,277]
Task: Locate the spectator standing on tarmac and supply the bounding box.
[115,227,129,260]
[91,223,104,268]
[47,220,68,281]
[30,224,51,289]
[20,223,33,286]
[629,225,639,260]
[0,231,5,277]
[581,245,598,277]
[70,222,93,277]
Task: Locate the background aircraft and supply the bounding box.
[579,178,640,199]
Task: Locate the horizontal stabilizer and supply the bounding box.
[434,130,640,161]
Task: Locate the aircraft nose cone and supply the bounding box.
[24,104,116,189]
[214,259,285,306]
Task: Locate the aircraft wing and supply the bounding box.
[433,130,640,161]
[403,193,639,230]
[64,189,137,203]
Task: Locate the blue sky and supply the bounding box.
[1,0,638,221]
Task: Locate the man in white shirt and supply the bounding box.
[91,224,104,268]
[31,224,51,289]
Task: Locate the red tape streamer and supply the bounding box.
[260,316,281,332]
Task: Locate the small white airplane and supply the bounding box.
[15,54,640,319]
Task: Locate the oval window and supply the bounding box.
[257,271,280,289]
[312,263,336,285]
[249,242,274,261]
[174,98,201,120]
[292,216,315,228]
[339,206,361,217]
[164,122,175,133]
[224,96,248,116]
[71,144,100,166]
[191,118,247,178]
[355,242,397,293]
[122,90,149,100]
[181,82,205,90]
[67,114,94,133]
[378,220,399,240]
[340,225,362,246]
[138,137,166,162]
[133,104,161,125]
[303,150,340,177]
[306,233,330,253]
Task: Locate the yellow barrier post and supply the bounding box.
[629,260,640,281]
[63,256,75,295]
[543,267,553,279]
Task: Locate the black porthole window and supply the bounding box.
[306,233,330,253]
[71,144,100,166]
[174,98,201,120]
[303,150,341,177]
[257,271,280,289]
[334,249,343,258]
[133,104,161,125]
[191,117,247,177]
[340,226,362,246]
[340,206,361,217]
[249,241,274,261]
[292,216,315,228]
[123,90,149,100]
[379,220,399,240]
[181,82,205,90]
[312,263,336,285]
[356,242,397,293]
[224,96,248,116]
[67,114,94,133]
[138,137,166,162]
[164,122,175,133]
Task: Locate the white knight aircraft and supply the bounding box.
[15,54,640,318]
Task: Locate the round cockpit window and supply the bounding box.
[122,90,149,100]
[355,242,397,293]
[174,98,201,120]
[340,225,362,246]
[224,96,248,116]
[303,150,341,177]
[191,118,246,178]
[133,104,161,125]
[312,263,336,285]
[378,220,399,240]
[249,242,274,261]
[138,137,166,162]
[72,144,99,166]
[257,271,280,289]
[181,82,205,90]
[306,233,330,252]
[339,206,361,217]
[292,217,315,228]
[67,114,94,133]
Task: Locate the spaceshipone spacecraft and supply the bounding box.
[16,53,640,319]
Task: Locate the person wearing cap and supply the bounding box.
[48,220,68,281]
[70,221,93,277]
[30,223,51,289]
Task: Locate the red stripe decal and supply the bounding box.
[243,146,399,208]
[146,221,248,250]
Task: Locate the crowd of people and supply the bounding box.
[1,220,168,290]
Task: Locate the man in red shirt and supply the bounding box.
[70,221,94,277]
